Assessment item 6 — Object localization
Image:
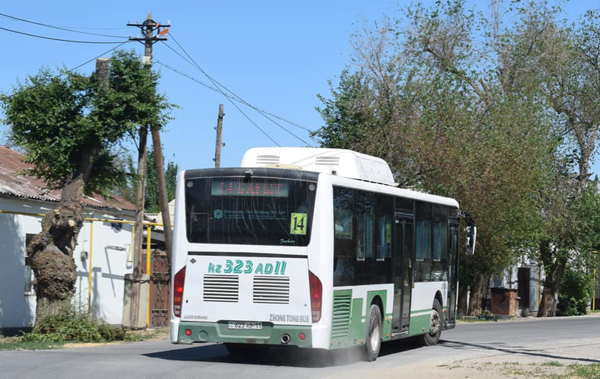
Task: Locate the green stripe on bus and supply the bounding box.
[409,313,431,336]
[411,308,432,314]
[330,289,393,350]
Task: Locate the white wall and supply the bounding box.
[0,197,134,330]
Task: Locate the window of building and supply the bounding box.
[24,234,35,295]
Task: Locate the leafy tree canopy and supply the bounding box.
[0,49,172,196]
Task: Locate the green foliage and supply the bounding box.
[144,148,179,213]
[22,305,127,343]
[313,70,376,150]
[314,0,600,315]
[567,364,600,378]
[557,268,593,316]
[0,49,173,196]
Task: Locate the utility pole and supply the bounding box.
[126,14,170,329]
[214,104,224,168]
[88,58,109,312]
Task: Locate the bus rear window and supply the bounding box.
[185,177,316,246]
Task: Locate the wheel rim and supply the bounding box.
[430,308,440,336]
[370,317,381,352]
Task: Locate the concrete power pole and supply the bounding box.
[214,104,224,168]
[126,14,170,329]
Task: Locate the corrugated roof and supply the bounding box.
[0,145,136,212]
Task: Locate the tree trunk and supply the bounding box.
[457,282,468,318]
[468,274,489,315]
[28,150,96,323]
[537,240,567,317]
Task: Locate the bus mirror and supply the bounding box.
[465,226,476,255]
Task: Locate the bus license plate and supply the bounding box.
[228,321,262,330]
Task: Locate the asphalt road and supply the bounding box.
[1,315,599,379]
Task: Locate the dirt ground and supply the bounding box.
[379,337,600,379]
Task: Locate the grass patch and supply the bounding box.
[0,339,67,351]
[22,308,128,343]
[0,303,168,351]
[458,310,498,322]
[567,363,600,378]
[543,361,563,367]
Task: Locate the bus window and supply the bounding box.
[377,214,392,260]
[357,212,374,260]
[334,187,355,286]
[185,177,316,246]
[416,220,431,260]
[433,221,447,261]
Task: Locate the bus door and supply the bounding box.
[392,212,413,334]
[447,220,460,327]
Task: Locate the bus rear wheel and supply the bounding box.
[363,304,383,361]
[421,299,442,346]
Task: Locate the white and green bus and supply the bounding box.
[170,148,475,360]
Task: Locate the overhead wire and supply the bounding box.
[67,40,132,72]
[167,35,313,135]
[156,55,304,148]
[4,41,133,100]
[158,41,280,146]
[0,26,127,44]
[162,34,314,146]
[0,12,128,39]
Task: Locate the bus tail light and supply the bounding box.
[173,266,186,318]
[309,270,322,323]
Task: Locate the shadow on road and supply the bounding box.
[440,339,600,364]
[143,338,426,368]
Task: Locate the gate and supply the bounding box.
[142,248,171,328]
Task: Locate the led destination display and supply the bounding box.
[210,180,290,197]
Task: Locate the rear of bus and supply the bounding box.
[170,167,330,349]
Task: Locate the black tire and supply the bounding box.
[364,304,383,361]
[421,299,442,346]
[224,343,270,357]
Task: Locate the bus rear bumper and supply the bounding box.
[175,321,313,348]
[170,319,182,344]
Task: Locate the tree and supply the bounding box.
[313,0,561,315]
[145,148,178,213]
[0,50,172,320]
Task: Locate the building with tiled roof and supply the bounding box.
[0,145,136,334]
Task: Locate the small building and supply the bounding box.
[489,257,542,317]
[0,146,136,335]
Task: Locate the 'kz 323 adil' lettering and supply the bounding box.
[207,260,287,275]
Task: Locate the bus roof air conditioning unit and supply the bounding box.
[241,147,395,186]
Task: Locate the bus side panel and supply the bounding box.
[171,170,189,344]
[307,175,334,350]
[329,284,394,349]
[409,281,447,336]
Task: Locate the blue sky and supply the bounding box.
[1,0,598,174]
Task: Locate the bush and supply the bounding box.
[22,304,127,343]
[557,268,593,316]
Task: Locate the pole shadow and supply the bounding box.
[440,339,600,364]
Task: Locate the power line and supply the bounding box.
[0,12,128,39]
[0,25,127,44]
[5,42,132,99]
[164,34,314,145]
[155,60,219,92]
[158,41,280,146]
[161,40,314,134]
[161,39,313,135]
[166,35,314,137]
[68,41,132,72]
